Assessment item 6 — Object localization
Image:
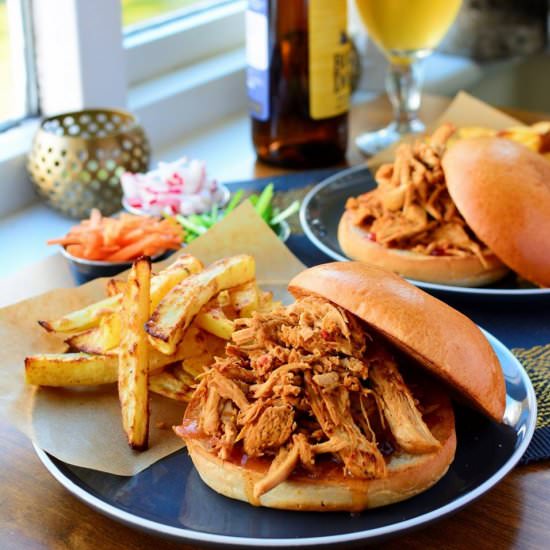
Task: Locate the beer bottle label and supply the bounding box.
[308,0,350,120]
[246,0,269,121]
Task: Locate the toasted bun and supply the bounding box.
[443,137,550,287]
[338,210,509,287]
[182,387,456,511]
[289,262,505,422]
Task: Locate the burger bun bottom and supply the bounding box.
[183,386,456,512]
[338,211,509,287]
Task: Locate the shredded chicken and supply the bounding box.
[253,439,300,499]
[182,296,440,499]
[369,356,440,454]
[239,403,295,456]
[346,124,491,266]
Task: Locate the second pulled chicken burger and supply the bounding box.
[175,262,505,511]
[338,125,510,286]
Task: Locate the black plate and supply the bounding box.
[300,165,550,300]
[35,331,535,547]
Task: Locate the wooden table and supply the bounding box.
[1,95,549,550]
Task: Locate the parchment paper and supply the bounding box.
[0,201,305,475]
[366,91,522,168]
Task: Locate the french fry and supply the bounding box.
[65,313,122,354]
[146,255,255,354]
[214,289,231,308]
[38,295,122,333]
[456,123,550,156]
[452,123,550,160]
[455,126,496,140]
[179,353,215,379]
[28,324,222,382]
[530,121,550,134]
[25,348,213,400]
[39,254,203,335]
[27,326,216,387]
[25,353,118,386]
[149,337,226,401]
[149,364,196,401]
[230,281,259,317]
[149,254,203,311]
[202,288,279,343]
[118,257,151,451]
[106,278,126,296]
[195,307,234,340]
[194,282,260,339]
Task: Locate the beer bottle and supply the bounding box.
[246,0,350,168]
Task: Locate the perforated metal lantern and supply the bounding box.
[27,109,150,218]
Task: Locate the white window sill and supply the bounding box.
[0,47,247,220]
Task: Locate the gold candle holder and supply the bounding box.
[27,108,150,218]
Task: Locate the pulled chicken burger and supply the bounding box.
[175,262,505,511]
[339,124,509,286]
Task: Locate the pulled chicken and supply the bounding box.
[183,296,440,499]
[345,124,490,265]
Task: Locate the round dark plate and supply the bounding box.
[34,330,535,547]
[300,165,550,300]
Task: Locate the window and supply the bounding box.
[122,0,231,31]
[123,0,247,148]
[0,0,37,130]
[1,0,246,217]
[123,0,244,86]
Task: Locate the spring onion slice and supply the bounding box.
[270,200,300,225]
[224,189,243,214]
[255,184,274,221]
[176,215,208,235]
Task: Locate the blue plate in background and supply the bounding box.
[300,165,550,301]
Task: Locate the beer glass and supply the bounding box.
[355,0,462,155]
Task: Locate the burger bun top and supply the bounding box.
[443,137,550,287]
[288,261,506,422]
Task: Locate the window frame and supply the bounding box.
[125,0,245,85]
[0,0,247,217]
[0,0,38,130]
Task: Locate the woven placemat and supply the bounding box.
[514,344,550,464]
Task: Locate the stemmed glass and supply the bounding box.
[354,0,462,155]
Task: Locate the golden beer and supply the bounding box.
[356,0,462,61]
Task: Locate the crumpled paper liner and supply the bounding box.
[0,201,305,475]
[365,91,521,168]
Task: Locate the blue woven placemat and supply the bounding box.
[513,345,550,464]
